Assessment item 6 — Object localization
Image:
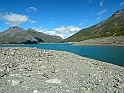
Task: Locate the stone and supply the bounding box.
[42,73,49,78]
[7,80,21,86]
[33,90,38,93]
[0,69,5,77]
[84,91,89,93]
[46,79,61,84]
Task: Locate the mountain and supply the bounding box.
[0,26,62,44]
[65,9,124,42]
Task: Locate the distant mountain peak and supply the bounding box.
[8,26,24,31]
[12,26,19,28]
[0,26,62,44]
[112,9,124,17]
[27,28,33,31]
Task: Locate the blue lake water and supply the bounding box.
[0,44,124,67]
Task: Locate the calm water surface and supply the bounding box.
[0,44,124,66]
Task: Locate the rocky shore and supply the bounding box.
[0,47,124,93]
[73,36,124,46]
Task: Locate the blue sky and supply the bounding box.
[0,0,124,38]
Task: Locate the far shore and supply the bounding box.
[0,36,124,47]
[72,36,124,46]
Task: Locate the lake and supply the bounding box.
[0,44,124,67]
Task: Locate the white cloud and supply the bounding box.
[1,13,29,26]
[50,17,54,24]
[32,26,80,39]
[87,0,92,4]
[1,13,36,26]
[79,20,88,26]
[32,27,44,32]
[29,19,37,23]
[26,7,37,12]
[96,9,107,15]
[119,1,124,6]
[100,0,104,6]
[54,26,80,33]
[96,17,102,20]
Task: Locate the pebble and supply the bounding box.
[0,47,124,93]
[11,80,20,86]
[0,68,5,77]
[33,90,38,93]
[46,79,61,84]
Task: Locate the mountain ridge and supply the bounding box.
[0,26,62,44]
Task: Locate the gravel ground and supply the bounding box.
[73,36,124,46]
[0,47,124,93]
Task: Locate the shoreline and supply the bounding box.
[72,36,124,46]
[0,47,124,93]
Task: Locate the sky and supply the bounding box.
[0,0,124,38]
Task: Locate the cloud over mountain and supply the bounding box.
[33,26,80,39]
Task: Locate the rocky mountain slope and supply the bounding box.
[65,9,124,42]
[0,26,62,44]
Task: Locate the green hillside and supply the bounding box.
[65,9,124,42]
